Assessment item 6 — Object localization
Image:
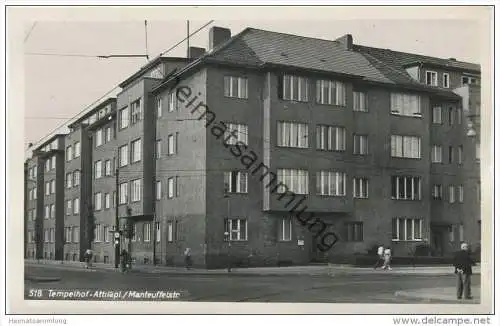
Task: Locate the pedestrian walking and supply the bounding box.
[120,249,130,273]
[453,242,475,300]
[373,245,385,270]
[184,248,192,270]
[84,248,93,269]
[382,247,392,270]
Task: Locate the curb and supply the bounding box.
[394,291,480,304]
[25,276,61,283]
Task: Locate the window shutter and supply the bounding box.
[277,74,284,99]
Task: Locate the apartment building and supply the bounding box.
[24,26,481,268]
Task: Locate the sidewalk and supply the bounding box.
[24,259,482,277]
[395,287,481,304]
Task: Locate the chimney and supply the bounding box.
[209,26,231,50]
[188,46,206,59]
[335,34,353,50]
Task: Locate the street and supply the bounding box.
[24,265,481,303]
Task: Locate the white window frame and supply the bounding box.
[73,170,81,186]
[45,182,50,196]
[95,128,103,147]
[449,185,456,203]
[282,75,308,102]
[353,177,369,199]
[51,156,56,169]
[316,79,346,106]
[157,97,163,117]
[432,184,443,200]
[277,169,309,195]
[143,223,151,242]
[119,106,129,129]
[168,91,177,112]
[66,200,72,216]
[391,176,422,200]
[224,123,248,146]
[155,140,162,159]
[105,126,112,142]
[279,217,292,241]
[73,198,80,214]
[426,71,438,86]
[105,160,112,176]
[94,160,102,179]
[104,226,110,242]
[167,222,173,242]
[432,106,442,124]
[167,177,176,199]
[391,135,421,159]
[156,222,161,243]
[443,73,450,88]
[277,121,309,148]
[131,98,142,125]
[66,173,72,188]
[392,217,423,241]
[104,193,111,209]
[316,125,346,151]
[131,138,142,163]
[119,144,129,167]
[155,181,162,200]
[225,218,248,241]
[66,146,73,162]
[390,93,421,117]
[224,171,248,194]
[74,142,81,158]
[50,204,55,218]
[458,185,464,203]
[50,180,56,194]
[431,145,443,163]
[119,182,128,204]
[316,171,346,196]
[224,76,249,99]
[131,179,142,202]
[167,134,176,155]
[94,192,102,211]
[353,134,369,155]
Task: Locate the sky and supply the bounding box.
[23,16,486,152]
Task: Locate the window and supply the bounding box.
[391,135,421,159]
[426,71,437,86]
[119,107,129,129]
[73,227,79,243]
[277,169,309,195]
[73,170,81,186]
[168,91,177,112]
[155,140,162,159]
[73,198,80,214]
[459,224,464,242]
[224,123,248,145]
[143,223,151,242]
[316,125,346,151]
[94,224,103,242]
[448,107,455,125]
[45,160,50,172]
[66,173,72,188]
[167,177,176,198]
[449,225,455,242]
[50,180,56,194]
[50,228,55,243]
[104,226,110,242]
[156,181,162,200]
[316,171,346,196]
[277,122,309,148]
[131,179,142,202]
[104,193,111,209]
[279,217,292,241]
[156,222,161,243]
[119,182,128,204]
[431,145,443,163]
[462,76,479,85]
[50,204,55,218]
[392,218,423,241]
[33,188,37,199]
[131,138,142,163]
[94,192,102,211]
[156,97,162,118]
[224,76,248,99]
[391,176,421,200]
[345,222,363,242]
[449,185,456,203]
[443,73,450,88]
[74,142,81,157]
[45,182,50,196]
[167,221,174,242]
[353,134,368,155]
[458,185,464,203]
[105,160,112,176]
[432,185,443,200]
[51,156,56,169]
[119,144,129,167]
[131,224,137,242]
[105,126,112,142]
[66,200,72,216]
[458,146,463,164]
[44,229,48,243]
[94,161,102,179]
[131,99,142,125]
[390,93,421,116]
[282,75,308,102]
[96,128,103,147]
[224,218,248,241]
[316,80,346,106]
[224,171,248,194]
[353,177,369,198]
[432,106,442,124]
[66,146,73,161]
[167,134,177,155]
[448,146,454,164]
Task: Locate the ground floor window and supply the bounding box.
[392,217,423,241]
[224,218,248,241]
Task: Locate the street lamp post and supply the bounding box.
[224,183,231,272]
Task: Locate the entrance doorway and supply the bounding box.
[431,228,445,256]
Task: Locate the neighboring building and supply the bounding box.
[24,26,481,267]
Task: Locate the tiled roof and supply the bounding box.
[353,44,481,73]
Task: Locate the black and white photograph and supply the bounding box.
[2,3,496,321]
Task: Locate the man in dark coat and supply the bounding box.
[453,242,475,300]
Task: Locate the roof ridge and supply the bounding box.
[245,27,344,46]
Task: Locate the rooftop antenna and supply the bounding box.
[144,20,149,61]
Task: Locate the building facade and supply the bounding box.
[24,26,481,268]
